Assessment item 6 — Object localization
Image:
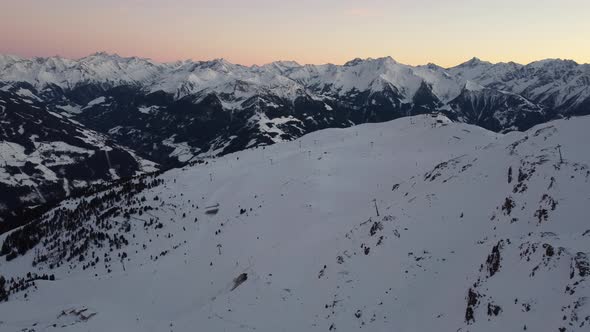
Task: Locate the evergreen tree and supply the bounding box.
[0,275,8,302]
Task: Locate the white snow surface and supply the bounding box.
[0,115,589,331]
[162,136,195,163]
[2,53,588,109]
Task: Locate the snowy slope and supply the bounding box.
[0,114,588,331]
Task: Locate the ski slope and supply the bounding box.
[0,114,589,331]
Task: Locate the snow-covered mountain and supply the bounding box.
[444,81,546,132]
[2,53,585,111]
[0,84,157,233]
[448,57,590,117]
[1,54,588,166]
[0,52,162,90]
[0,53,588,218]
[0,114,588,331]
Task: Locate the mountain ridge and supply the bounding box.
[2,52,587,68]
[2,52,587,112]
[0,114,588,331]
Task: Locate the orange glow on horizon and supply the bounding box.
[0,0,588,67]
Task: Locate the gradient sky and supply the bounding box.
[1,0,589,66]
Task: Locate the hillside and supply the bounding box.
[0,87,157,231]
[0,114,588,331]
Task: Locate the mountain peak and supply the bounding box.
[344,56,396,67]
[527,58,579,68]
[79,52,126,62]
[422,62,445,71]
[458,57,491,67]
[344,58,365,66]
[269,60,301,68]
[91,51,111,57]
[199,58,234,70]
[89,51,120,58]
[374,56,397,64]
[0,54,23,65]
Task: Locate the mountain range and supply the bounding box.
[0,53,589,226]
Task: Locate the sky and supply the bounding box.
[1,0,589,67]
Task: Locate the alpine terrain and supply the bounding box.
[0,114,588,331]
[1,53,589,218]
